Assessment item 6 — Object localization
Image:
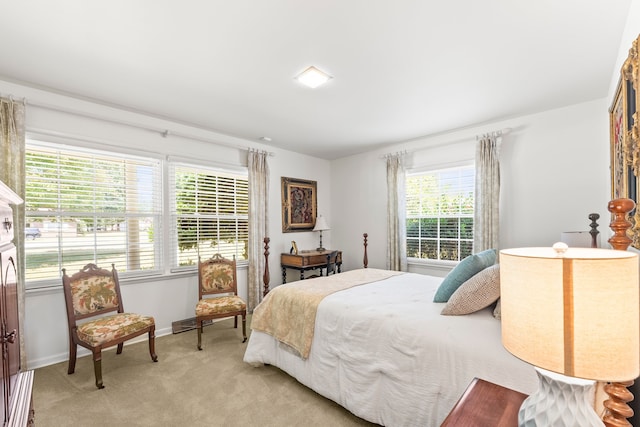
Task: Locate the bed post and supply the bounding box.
[603,198,636,427]
[608,199,634,250]
[363,233,368,268]
[263,237,270,297]
[589,213,600,248]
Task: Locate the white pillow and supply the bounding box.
[441,264,500,316]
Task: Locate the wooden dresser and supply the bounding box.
[0,181,34,426]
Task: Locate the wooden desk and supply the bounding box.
[440,378,527,427]
[281,250,342,283]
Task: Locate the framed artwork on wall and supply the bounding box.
[610,77,629,200]
[610,33,640,248]
[281,177,317,232]
[625,76,638,216]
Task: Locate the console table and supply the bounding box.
[281,250,342,283]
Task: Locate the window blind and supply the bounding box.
[24,141,163,285]
[406,165,474,261]
[169,163,249,269]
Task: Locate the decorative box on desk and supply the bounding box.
[281,250,342,283]
[440,378,527,427]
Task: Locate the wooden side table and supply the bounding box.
[280,250,342,282]
[440,378,528,427]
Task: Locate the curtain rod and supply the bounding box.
[476,127,511,141]
[381,149,408,159]
[20,96,275,156]
[0,95,26,105]
[380,126,513,159]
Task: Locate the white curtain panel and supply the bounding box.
[0,97,26,367]
[473,136,501,252]
[247,149,269,312]
[386,153,407,271]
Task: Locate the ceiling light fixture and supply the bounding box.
[295,66,332,89]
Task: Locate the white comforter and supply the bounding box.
[243,272,538,426]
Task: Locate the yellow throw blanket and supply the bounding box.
[251,268,404,359]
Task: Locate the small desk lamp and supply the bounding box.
[312,215,329,251]
[500,244,639,427]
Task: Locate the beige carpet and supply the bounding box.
[33,318,377,426]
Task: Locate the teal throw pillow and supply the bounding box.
[433,249,497,302]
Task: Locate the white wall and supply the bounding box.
[6,84,616,369]
[608,0,640,100]
[8,0,640,367]
[331,98,611,276]
[333,0,640,273]
[0,80,332,368]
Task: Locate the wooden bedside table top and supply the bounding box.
[440,378,528,427]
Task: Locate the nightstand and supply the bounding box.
[440,378,528,427]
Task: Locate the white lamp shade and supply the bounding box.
[313,216,330,231]
[500,246,639,381]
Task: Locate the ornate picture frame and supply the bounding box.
[610,34,640,247]
[610,77,629,199]
[281,177,317,232]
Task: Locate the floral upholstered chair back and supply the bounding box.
[198,254,238,298]
[63,263,123,320]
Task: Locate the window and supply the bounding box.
[406,165,474,261]
[25,141,162,285]
[169,163,248,268]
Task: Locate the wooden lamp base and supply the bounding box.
[603,380,634,427]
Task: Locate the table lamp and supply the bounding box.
[500,243,639,426]
[312,215,329,251]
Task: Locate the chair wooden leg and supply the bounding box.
[116,343,124,355]
[67,342,77,375]
[234,315,238,328]
[93,352,104,389]
[148,328,158,362]
[242,315,247,343]
[197,320,203,351]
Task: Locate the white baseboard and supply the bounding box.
[26,326,173,370]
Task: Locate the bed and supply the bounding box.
[243,206,628,426]
[243,264,538,426]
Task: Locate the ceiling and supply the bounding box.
[0,1,632,159]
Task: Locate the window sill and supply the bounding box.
[407,258,457,275]
[26,261,249,294]
[408,258,458,268]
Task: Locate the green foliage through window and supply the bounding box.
[171,165,248,266]
[24,140,251,285]
[24,141,162,284]
[406,166,474,261]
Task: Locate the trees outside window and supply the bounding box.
[24,141,249,287]
[25,141,162,285]
[406,165,474,262]
[171,164,248,268]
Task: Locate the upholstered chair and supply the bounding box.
[62,263,158,389]
[196,254,247,350]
